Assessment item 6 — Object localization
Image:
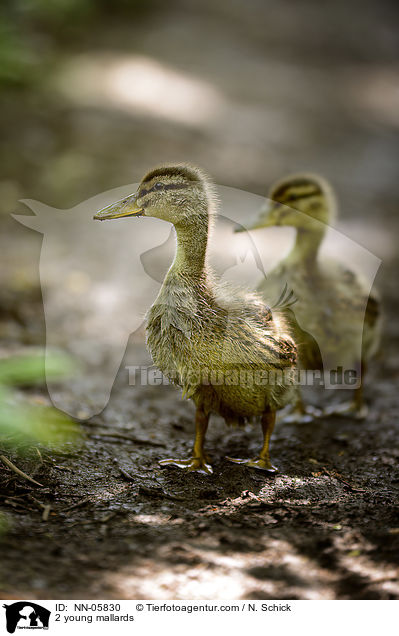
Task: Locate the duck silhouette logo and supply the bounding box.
[13,181,381,416]
[2,602,51,633]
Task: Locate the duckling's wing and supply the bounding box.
[246,306,298,369]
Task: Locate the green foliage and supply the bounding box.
[0,20,38,86]
[0,0,156,87]
[0,351,74,386]
[0,350,80,533]
[0,351,80,452]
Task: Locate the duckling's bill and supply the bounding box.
[93,194,143,220]
[234,201,276,232]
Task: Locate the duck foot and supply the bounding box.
[280,404,322,424]
[323,401,368,420]
[225,456,278,473]
[159,456,213,475]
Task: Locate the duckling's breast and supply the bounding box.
[147,309,297,415]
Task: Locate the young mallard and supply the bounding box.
[237,173,381,419]
[94,164,297,474]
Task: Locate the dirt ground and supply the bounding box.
[0,281,398,600]
[0,0,398,600]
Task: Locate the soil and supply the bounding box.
[0,0,398,600]
[0,267,398,600]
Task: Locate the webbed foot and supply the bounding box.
[323,401,368,420]
[159,455,213,475]
[225,456,278,473]
[281,403,322,424]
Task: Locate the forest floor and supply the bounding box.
[0,265,398,599]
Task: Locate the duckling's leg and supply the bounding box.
[159,408,213,475]
[281,392,322,424]
[226,410,278,473]
[352,379,367,417]
[323,360,368,420]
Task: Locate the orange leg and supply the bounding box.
[226,410,278,473]
[159,408,213,474]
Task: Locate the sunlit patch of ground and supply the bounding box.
[105,536,336,600]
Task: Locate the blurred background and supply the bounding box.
[1,0,398,409]
[1,0,399,337]
[0,0,398,600]
[1,2,398,291]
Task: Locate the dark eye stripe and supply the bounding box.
[274,182,322,200]
[138,182,189,198]
[284,189,321,203]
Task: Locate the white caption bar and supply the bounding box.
[1,599,397,635]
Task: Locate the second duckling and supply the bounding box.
[237,174,381,419]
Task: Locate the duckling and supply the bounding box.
[237,173,381,419]
[94,164,297,474]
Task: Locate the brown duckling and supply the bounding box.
[94,164,297,474]
[237,173,381,419]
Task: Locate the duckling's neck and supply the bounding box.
[168,216,209,281]
[287,225,325,265]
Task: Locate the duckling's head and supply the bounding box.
[239,173,335,233]
[94,164,215,228]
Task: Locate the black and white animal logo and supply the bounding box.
[3,602,50,633]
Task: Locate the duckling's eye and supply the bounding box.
[154,182,164,190]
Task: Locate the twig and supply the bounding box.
[0,493,26,501]
[87,430,165,447]
[42,504,51,522]
[67,511,127,527]
[138,485,185,501]
[118,467,136,482]
[29,496,52,522]
[4,498,33,511]
[60,496,93,513]
[0,455,44,487]
[29,495,46,509]
[322,467,366,493]
[30,448,44,478]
